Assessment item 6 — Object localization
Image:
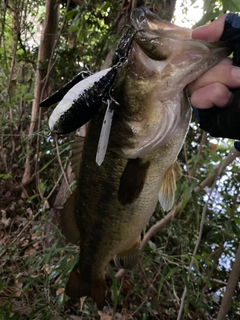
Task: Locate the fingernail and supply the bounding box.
[231,67,240,79]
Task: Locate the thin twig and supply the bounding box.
[217,243,240,320]
[9,210,42,246]
[141,149,239,250]
[55,135,72,194]
[177,149,239,320]
[201,190,237,297]
[115,149,240,280]
[46,171,64,200]
[183,141,190,176]
[190,131,207,176]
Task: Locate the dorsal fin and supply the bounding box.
[60,135,84,244]
[61,192,80,244]
[70,135,85,179]
[158,161,182,212]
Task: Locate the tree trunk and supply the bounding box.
[21,0,59,197]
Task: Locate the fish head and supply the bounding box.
[125,7,230,101]
[112,7,229,158]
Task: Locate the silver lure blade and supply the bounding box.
[96,100,114,166]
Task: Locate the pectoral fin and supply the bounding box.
[114,237,140,270]
[158,161,182,212]
[118,158,150,205]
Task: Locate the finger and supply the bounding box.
[192,14,227,41]
[190,83,233,109]
[187,59,240,93]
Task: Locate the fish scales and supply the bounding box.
[65,94,191,307]
[60,7,230,309]
[70,108,188,270]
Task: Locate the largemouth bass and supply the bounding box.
[60,7,229,308]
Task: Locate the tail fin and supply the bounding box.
[65,264,106,309]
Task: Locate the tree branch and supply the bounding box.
[141,149,239,251]
[217,243,240,320]
[115,149,240,280]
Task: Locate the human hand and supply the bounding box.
[188,14,240,110]
[188,14,240,150]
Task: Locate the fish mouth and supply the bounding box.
[131,7,192,37]
[131,7,163,33]
[130,7,193,61]
[130,7,229,66]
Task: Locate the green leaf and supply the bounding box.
[158,266,181,296]
[223,0,240,12]
[27,194,39,203]
[0,173,10,179]
[191,190,200,226]
[108,265,118,305]
[68,25,79,33]
[22,93,34,101]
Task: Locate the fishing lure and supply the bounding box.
[48,26,136,135]
[95,27,138,165]
[112,25,136,65]
[48,66,119,134]
[96,99,115,166]
[40,70,92,108]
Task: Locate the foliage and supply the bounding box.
[194,0,240,26]
[0,0,240,319]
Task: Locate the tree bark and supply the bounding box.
[217,242,240,320]
[21,0,59,197]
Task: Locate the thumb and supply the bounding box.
[192,14,227,41]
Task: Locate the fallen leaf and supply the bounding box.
[56,288,64,296]
[24,247,36,256]
[114,313,123,320]
[98,311,112,320]
[80,296,86,310]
